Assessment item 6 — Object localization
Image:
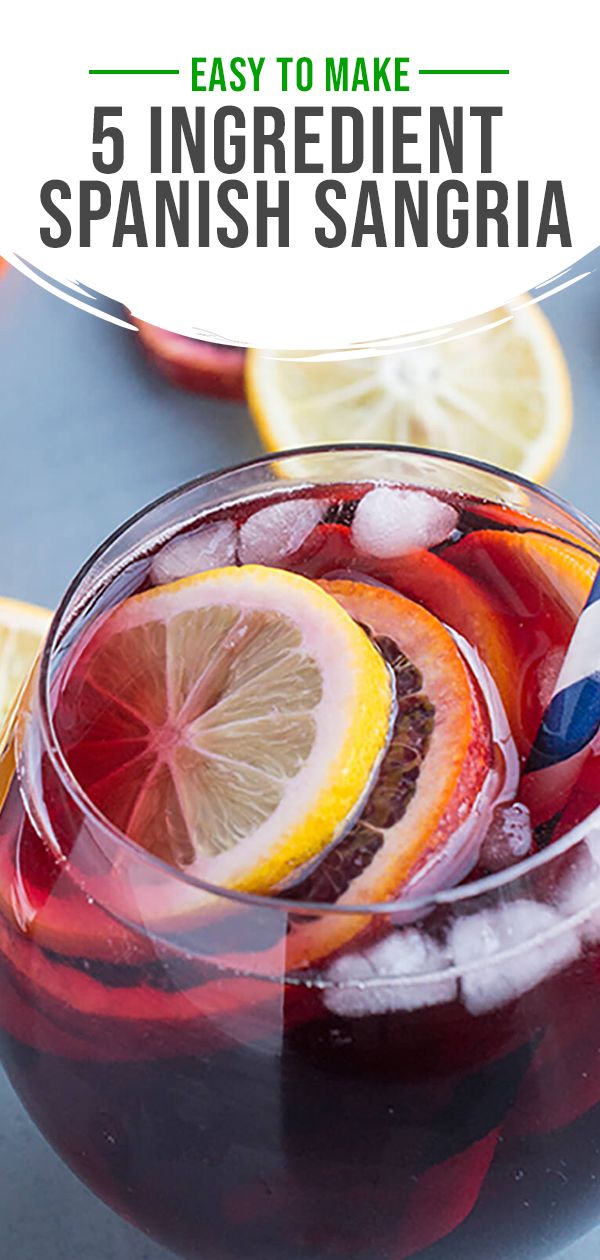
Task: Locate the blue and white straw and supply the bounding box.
[526,568,600,775]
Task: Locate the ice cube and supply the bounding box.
[557,830,600,943]
[151,520,237,585]
[324,929,457,1017]
[451,900,580,1017]
[587,827,600,865]
[479,803,533,873]
[238,498,325,564]
[351,487,458,559]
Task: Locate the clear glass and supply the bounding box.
[1,445,600,1260]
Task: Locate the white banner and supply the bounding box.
[0,0,596,348]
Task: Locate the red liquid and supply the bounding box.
[1,482,600,1260]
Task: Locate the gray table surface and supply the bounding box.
[1,258,599,1259]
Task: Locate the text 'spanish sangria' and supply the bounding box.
[1,447,600,1260]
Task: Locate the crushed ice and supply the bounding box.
[450,900,580,1016]
[151,521,237,585]
[324,892,586,1020]
[351,486,458,559]
[479,803,533,873]
[557,827,600,944]
[238,498,326,564]
[325,930,457,1017]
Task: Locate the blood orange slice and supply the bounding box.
[366,548,517,738]
[0,907,281,1059]
[276,525,519,746]
[53,565,393,895]
[286,580,493,966]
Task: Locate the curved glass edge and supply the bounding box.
[22,443,600,920]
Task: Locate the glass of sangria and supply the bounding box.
[1,445,600,1260]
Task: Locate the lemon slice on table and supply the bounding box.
[0,596,51,809]
[0,596,52,732]
[246,303,571,482]
[54,565,393,892]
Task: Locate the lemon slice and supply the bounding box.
[246,302,571,482]
[55,565,393,891]
[0,596,51,810]
[0,596,52,732]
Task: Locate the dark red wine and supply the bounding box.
[1,478,599,1260]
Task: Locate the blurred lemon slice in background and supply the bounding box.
[0,596,51,731]
[0,596,51,809]
[247,303,571,482]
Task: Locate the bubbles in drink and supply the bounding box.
[479,803,533,873]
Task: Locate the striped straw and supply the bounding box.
[523,567,600,826]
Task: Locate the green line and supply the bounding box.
[88,69,180,75]
[419,69,509,75]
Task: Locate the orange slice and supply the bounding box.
[364,548,517,740]
[53,565,393,893]
[286,580,493,967]
[470,501,598,551]
[448,531,599,752]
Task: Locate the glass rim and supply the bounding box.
[34,442,600,919]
